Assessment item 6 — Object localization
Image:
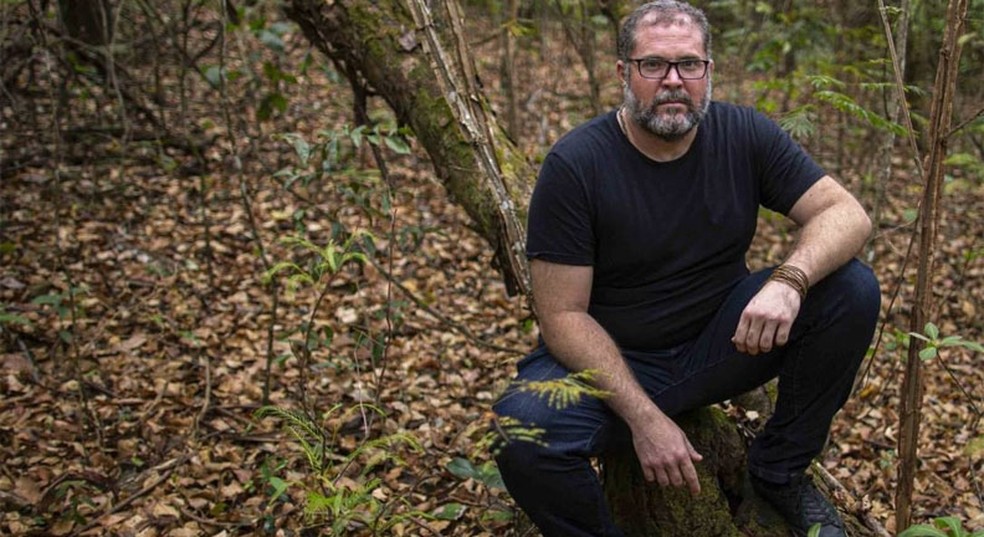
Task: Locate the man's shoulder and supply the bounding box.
[706,101,768,127]
[704,101,783,145]
[550,110,619,158]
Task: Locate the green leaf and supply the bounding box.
[433,502,467,521]
[384,135,411,155]
[349,125,365,148]
[259,29,285,52]
[31,293,63,306]
[204,65,223,88]
[807,523,822,537]
[903,208,919,223]
[258,93,288,121]
[446,457,478,480]
[0,311,30,325]
[898,524,949,537]
[933,516,965,535]
[476,461,506,490]
[483,509,514,522]
[918,346,938,361]
[957,340,984,353]
[924,322,940,340]
[283,134,311,167]
[939,335,964,347]
[965,436,984,458]
[268,476,290,503]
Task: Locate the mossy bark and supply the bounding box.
[603,405,880,537]
[602,406,791,537]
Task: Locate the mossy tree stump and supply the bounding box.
[602,403,879,536]
[602,406,791,537]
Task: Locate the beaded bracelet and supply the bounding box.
[768,264,810,300]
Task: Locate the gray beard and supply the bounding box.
[624,80,712,141]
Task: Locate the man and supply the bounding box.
[492,2,880,536]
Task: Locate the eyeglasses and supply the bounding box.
[628,58,710,80]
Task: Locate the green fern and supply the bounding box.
[256,402,428,533]
[519,369,612,410]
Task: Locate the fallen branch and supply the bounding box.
[813,463,892,537]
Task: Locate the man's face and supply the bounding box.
[618,18,713,141]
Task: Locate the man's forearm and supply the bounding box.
[786,193,871,286]
[540,311,661,426]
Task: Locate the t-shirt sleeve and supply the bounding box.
[753,111,826,215]
[525,153,595,265]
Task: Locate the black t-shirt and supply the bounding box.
[526,101,825,350]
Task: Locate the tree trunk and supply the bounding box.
[896,0,969,529]
[500,0,520,140]
[283,1,887,535]
[58,0,113,46]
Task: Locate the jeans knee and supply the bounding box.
[828,259,881,322]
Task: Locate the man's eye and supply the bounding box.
[679,60,702,70]
[641,60,666,70]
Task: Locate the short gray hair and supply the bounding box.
[617,1,712,60]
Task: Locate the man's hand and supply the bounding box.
[629,410,703,494]
[732,280,802,355]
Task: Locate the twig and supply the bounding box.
[934,354,982,419]
[69,454,190,536]
[193,348,212,439]
[178,505,252,529]
[812,464,892,537]
[948,105,984,138]
[366,256,524,356]
[349,77,395,422]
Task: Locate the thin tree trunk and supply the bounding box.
[555,0,602,116]
[58,0,113,46]
[501,0,520,139]
[869,0,910,262]
[896,0,969,530]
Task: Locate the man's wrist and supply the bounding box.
[768,264,809,299]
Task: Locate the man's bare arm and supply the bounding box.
[733,176,872,355]
[532,259,703,493]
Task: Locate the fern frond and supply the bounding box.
[518,369,611,410]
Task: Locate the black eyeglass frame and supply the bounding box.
[627,58,711,80]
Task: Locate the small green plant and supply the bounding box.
[31,285,88,343]
[908,322,984,361]
[273,122,412,190]
[255,403,426,534]
[264,232,372,297]
[0,303,30,327]
[899,515,984,537]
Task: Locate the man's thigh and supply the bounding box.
[645,269,784,416]
[493,346,630,457]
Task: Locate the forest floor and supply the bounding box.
[1,6,983,536]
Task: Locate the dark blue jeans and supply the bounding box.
[493,260,880,537]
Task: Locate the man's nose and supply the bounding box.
[661,65,685,86]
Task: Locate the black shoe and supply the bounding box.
[750,473,847,537]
